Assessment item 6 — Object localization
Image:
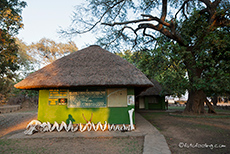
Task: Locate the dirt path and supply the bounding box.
[0,111,37,137]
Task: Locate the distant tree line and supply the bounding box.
[0,1,78,105]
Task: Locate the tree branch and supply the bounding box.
[212,0,221,8]
[141,14,171,27]
[112,0,126,21]
[175,0,190,19]
[102,14,171,27]
[199,0,212,8]
[205,97,216,114]
[71,0,126,34]
[158,0,168,29]
[102,27,126,47]
[102,18,153,26]
[199,0,226,27]
[160,0,168,21]
[143,28,156,40]
[138,23,186,46]
[124,26,138,46]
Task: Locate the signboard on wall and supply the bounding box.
[127,95,135,106]
[58,98,67,105]
[107,88,127,107]
[48,99,58,106]
[49,89,68,98]
[49,89,68,106]
[48,98,67,106]
[68,89,106,108]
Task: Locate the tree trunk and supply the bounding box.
[184,90,216,114]
[211,96,218,106]
[184,90,205,114]
[205,98,216,114]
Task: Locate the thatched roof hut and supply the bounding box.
[138,79,169,110]
[139,79,168,96]
[15,45,153,90]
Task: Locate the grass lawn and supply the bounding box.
[139,107,230,154]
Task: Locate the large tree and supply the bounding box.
[0,0,26,103]
[64,0,230,114]
[0,0,26,78]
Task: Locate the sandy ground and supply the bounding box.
[0,137,144,154]
[0,110,37,138]
[0,108,144,154]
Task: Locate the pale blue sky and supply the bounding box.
[18,0,95,49]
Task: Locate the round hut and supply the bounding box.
[138,79,169,110]
[15,45,153,124]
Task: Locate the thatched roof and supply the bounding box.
[15,45,153,90]
[139,79,167,96]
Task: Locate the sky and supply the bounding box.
[17,0,95,50]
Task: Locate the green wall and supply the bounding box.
[38,89,135,124]
[144,96,166,110]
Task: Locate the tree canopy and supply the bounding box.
[64,0,230,114]
[16,38,78,77]
[27,38,78,68]
[0,0,26,79]
[117,47,189,98]
[0,0,27,104]
[63,0,229,49]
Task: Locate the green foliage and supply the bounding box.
[0,0,26,103]
[177,10,230,96]
[117,10,229,97]
[0,32,19,79]
[15,38,35,78]
[0,77,14,104]
[118,46,188,97]
[0,0,26,35]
